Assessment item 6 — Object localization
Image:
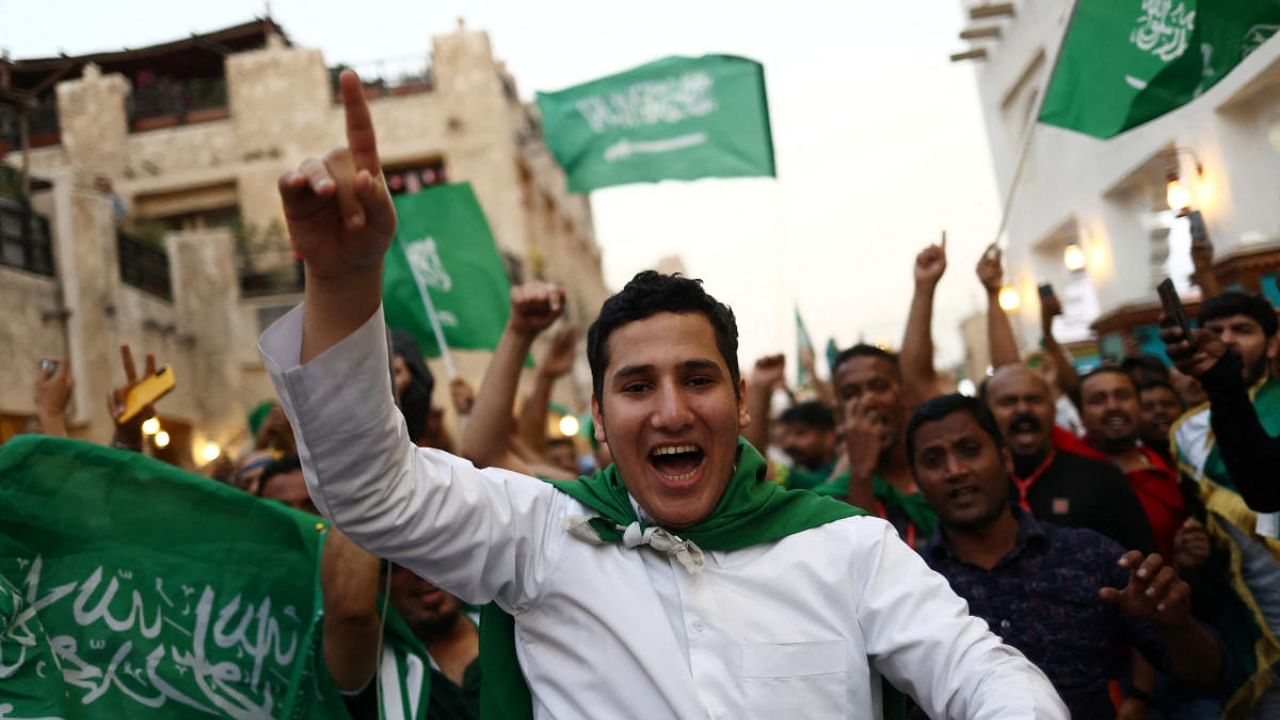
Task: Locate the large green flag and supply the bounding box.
[536,55,776,193]
[384,183,513,357]
[1040,0,1280,139]
[0,436,347,719]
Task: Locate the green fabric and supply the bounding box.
[784,456,837,491]
[478,438,871,719]
[536,55,776,193]
[0,435,346,719]
[247,399,275,437]
[1040,0,1280,138]
[795,307,814,387]
[812,470,938,539]
[383,183,513,357]
[380,602,433,720]
[0,571,71,718]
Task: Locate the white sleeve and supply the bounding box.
[854,522,1068,720]
[258,304,564,612]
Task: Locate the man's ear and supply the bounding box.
[737,377,751,430]
[591,395,606,444]
[1267,334,1279,362]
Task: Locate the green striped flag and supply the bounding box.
[536,55,776,192]
[0,436,347,719]
[1040,0,1280,138]
[383,183,514,357]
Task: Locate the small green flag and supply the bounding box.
[536,55,776,193]
[0,436,347,719]
[795,308,814,387]
[384,183,513,356]
[1040,0,1280,139]
[825,338,840,378]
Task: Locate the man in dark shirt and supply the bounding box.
[907,394,1225,719]
[1137,379,1184,464]
[983,364,1156,553]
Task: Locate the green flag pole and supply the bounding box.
[397,235,459,379]
[989,0,1080,252]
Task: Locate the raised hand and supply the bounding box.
[749,354,786,392]
[34,358,74,436]
[914,231,948,289]
[450,377,476,415]
[508,282,566,337]
[1100,551,1194,628]
[975,244,1003,295]
[107,345,158,451]
[539,324,579,379]
[278,70,396,284]
[840,395,884,481]
[1160,314,1227,379]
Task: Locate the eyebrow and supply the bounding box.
[611,359,723,381]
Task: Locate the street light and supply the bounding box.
[1166,172,1192,216]
[998,286,1021,312]
[1063,243,1087,272]
[559,415,580,438]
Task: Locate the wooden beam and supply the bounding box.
[969,3,1016,20]
[950,48,989,62]
[960,26,1003,40]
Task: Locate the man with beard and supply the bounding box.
[1137,380,1184,464]
[812,345,937,549]
[1076,368,1186,560]
[909,394,1226,720]
[1164,291,1280,717]
[983,364,1156,554]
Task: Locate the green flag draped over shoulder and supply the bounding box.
[536,55,776,193]
[1040,0,1280,139]
[0,436,347,719]
[384,183,513,356]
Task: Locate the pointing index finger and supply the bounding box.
[339,70,381,174]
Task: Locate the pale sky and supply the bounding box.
[1,0,1002,376]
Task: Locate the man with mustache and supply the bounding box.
[983,364,1156,554]
[1077,367,1186,560]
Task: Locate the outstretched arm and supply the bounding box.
[461,282,575,479]
[977,246,1019,369]
[516,323,578,455]
[899,232,947,409]
[744,354,785,454]
[322,527,382,691]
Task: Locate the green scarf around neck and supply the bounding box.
[477,438,867,719]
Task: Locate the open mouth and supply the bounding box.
[948,486,981,504]
[648,443,705,482]
[1103,413,1129,432]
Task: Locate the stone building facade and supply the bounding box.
[1,20,609,464]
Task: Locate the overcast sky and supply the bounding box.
[2,0,1002,375]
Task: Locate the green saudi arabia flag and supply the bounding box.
[384,183,513,357]
[536,55,776,193]
[1040,0,1280,139]
[0,435,349,719]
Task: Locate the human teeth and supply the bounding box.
[652,445,698,456]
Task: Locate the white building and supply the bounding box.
[958,1,1280,361]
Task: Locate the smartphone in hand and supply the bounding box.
[1157,278,1193,342]
[120,365,176,423]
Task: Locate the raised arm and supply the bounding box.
[279,70,396,364]
[977,246,1019,369]
[461,282,574,479]
[744,354,785,454]
[899,232,947,409]
[1039,292,1079,399]
[516,323,578,455]
[321,527,382,691]
[33,358,73,438]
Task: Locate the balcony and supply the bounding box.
[128,76,230,133]
[0,197,54,277]
[117,230,172,300]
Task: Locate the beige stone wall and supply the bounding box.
[1,23,611,452]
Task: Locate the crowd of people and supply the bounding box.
[19,69,1280,719]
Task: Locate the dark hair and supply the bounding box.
[832,344,901,378]
[779,401,836,431]
[1120,353,1169,381]
[905,394,1003,465]
[586,271,740,399]
[547,436,575,450]
[1198,291,1278,338]
[390,330,435,442]
[1138,379,1182,406]
[257,453,301,496]
[1079,365,1137,394]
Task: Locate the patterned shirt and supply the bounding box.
[925,508,1170,720]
